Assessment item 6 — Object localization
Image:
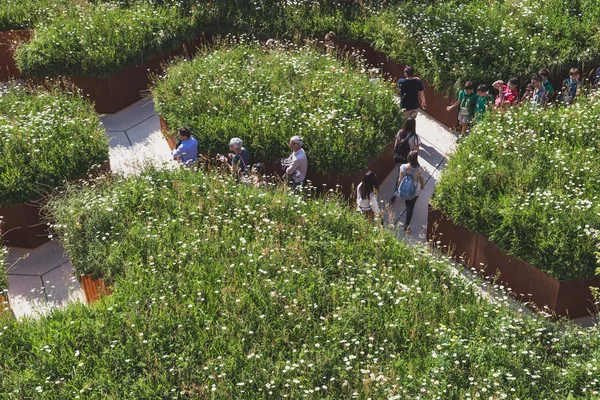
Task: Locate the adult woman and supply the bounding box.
[356,171,381,220]
[397,151,425,232]
[391,117,420,203]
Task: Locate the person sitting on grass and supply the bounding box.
[356,170,382,221]
[561,67,582,104]
[539,68,555,101]
[446,81,477,137]
[493,77,519,107]
[171,126,198,169]
[474,84,493,121]
[530,74,548,107]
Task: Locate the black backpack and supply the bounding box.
[394,132,417,164]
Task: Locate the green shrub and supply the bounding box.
[0,0,73,31]
[0,86,109,207]
[366,0,600,95]
[0,167,595,397]
[153,42,401,175]
[15,2,197,77]
[433,93,600,280]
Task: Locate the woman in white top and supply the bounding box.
[356,171,381,220]
[398,150,425,232]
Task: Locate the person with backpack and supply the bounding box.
[171,126,199,169]
[390,118,419,203]
[396,150,425,233]
[446,81,477,138]
[356,171,381,221]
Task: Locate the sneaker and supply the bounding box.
[390,195,396,203]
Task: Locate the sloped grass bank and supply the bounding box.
[153,43,401,175]
[0,169,598,398]
[0,86,108,207]
[433,93,600,280]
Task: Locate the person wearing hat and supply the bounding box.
[283,136,307,189]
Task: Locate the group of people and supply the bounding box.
[171,127,308,189]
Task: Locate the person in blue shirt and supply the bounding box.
[171,126,198,168]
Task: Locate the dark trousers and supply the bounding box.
[404,196,419,230]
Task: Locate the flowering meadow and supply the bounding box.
[0,168,597,397]
[433,92,600,280]
[0,86,108,207]
[366,0,600,94]
[153,42,401,175]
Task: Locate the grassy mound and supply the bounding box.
[0,168,597,397]
[433,93,600,280]
[0,86,108,207]
[153,42,401,175]
[366,0,600,94]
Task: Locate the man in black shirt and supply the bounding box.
[397,65,427,119]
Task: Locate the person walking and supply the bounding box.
[397,65,426,119]
[391,117,419,203]
[356,171,381,220]
[283,135,308,189]
[397,150,425,233]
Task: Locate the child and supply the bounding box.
[521,83,534,104]
[530,74,548,107]
[369,68,380,84]
[493,77,519,107]
[474,84,493,121]
[538,68,555,101]
[446,81,477,137]
[561,67,582,104]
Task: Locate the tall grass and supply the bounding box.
[153,41,401,175]
[0,168,596,398]
[0,85,109,207]
[433,92,600,280]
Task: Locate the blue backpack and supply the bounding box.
[398,166,418,200]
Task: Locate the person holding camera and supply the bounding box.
[282,136,307,189]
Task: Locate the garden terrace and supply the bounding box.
[433,92,600,281]
[153,42,401,176]
[0,168,598,397]
[365,0,600,95]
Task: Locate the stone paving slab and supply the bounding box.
[6,240,68,276]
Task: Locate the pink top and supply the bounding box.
[495,85,518,106]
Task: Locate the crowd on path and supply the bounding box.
[169,34,600,233]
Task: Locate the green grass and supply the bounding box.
[153,42,401,175]
[366,0,600,95]
[0,167,597,398]
[433,92,600,280]
[0,85,109,207]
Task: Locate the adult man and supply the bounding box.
[226,137,250,178]
[397,65,426,119]
[171,126,198,168]
[283,136,307,189]
[530,74,548,107]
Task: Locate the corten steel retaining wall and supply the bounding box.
[79,275,113,304]
[337,40,458,129]
[28,34,210,114]
[427,204,600,318]
[0,30,31,81]
[160,116,396,198]
[0,161,111,248]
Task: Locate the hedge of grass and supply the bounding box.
[153,42,401,175]
[432,93,600,281]
[0,168,597,398]
[0,86,109,207]
[0,0,72,31]
[366,0,600,95]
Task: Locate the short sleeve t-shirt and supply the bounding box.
[475,94,492,117]
[542,80,554,97]
[397,78,424,111]
[395,131,419,152]
[400,164,424,196]
[232,147,249,172]
[458,90,477,117]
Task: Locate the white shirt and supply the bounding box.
[285,148,308,183]
[356,183,380,214]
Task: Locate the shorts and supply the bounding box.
[458,113,472,124]
[403,109,419,119]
